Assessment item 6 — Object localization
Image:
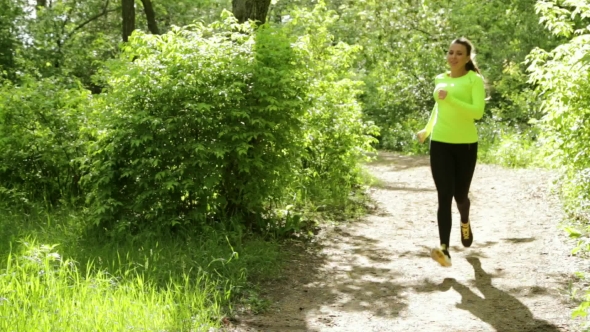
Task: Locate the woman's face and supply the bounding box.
[446,43,470,71]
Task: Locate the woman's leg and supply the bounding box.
[429,140,455,248]
[453,142,478,247]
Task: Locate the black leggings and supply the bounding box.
[429,140,478,247]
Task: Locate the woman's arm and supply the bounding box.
[423,103,438,137]
[444,74,485,120]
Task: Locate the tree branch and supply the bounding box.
[64,0,118,43]
[409,25,435,38]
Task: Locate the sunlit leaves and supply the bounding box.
[528,8,590,325]
[84,15,308,231]
[280,3,378,208]
[0,76,91,203]
[79,6,378,234]
[536,0,590,37]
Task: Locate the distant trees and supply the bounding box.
[122,0,159,42]
[232,0,271,23]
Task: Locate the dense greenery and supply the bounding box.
[0,77,89,204]
[82,8,376,236]
[526,2,590,325]
[0,0,589,329]
[0,2,377,329]
[0,207,280,330]
[86,19,311,233]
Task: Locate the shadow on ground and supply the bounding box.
[234,229,561,331]
[418,257,561,332]
[235,229,411,330]
[234,152,570,332]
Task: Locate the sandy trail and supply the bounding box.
[233,152,584,332]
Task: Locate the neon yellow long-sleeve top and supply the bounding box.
[423,70,486,144]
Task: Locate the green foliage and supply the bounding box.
[0,0,19,79]
[277,0,549,151]
[477,120,543,168]
[0,76,90,204]
[488,62,544,125]
[280,3,379,212]
[84,14,307,233]
[16,0,120,84]
[0,206,283,331]
[9,0,232,90]
[270,0,450,151]
[0,241,221,331]
[6,0,590,326]
[336,1,449,150]
[527,0,590,326]
[84,9,376,234]
[528,3,590,215]
[446,0,559,81]
[152,0,231,29]
[535,0,590,38]
[300,0,557,151]
[443,0,560,133]
[378,116,429,155]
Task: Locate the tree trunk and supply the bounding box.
[140,0,159,35]
[121,0,135,42]
[232,0,271,24]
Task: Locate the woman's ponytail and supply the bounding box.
[465,59,480,74]
[452,37,481,74]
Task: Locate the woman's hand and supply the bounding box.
[416,129,428,144]
[438,89,448,100]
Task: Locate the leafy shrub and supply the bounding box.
[0,76,90,205]
[527,1,590,325]
[477,120,543,168]
[84,14,308,233]
[0,0,19,79]
[527,7,590,218]
[281,4,379,212]
[489,61,545,125]
[84,8,378,235]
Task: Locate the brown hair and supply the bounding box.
[452,37,480,74]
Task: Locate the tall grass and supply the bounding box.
[0,208,282,331]
[1,241,225,331]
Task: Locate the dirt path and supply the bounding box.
[232,152,585,332]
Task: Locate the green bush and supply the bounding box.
[280,4,379,212]
[477,119,543,168]
[528,22,590,218]
[0,77,90,205]
[84,15,308,233]
[527,1,590,325]
[84,9,377,234]
[0,0,19,80]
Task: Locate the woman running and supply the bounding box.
[416,37,486,267]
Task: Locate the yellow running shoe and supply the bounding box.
[461,220,473,247]
[431,244,452,267]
